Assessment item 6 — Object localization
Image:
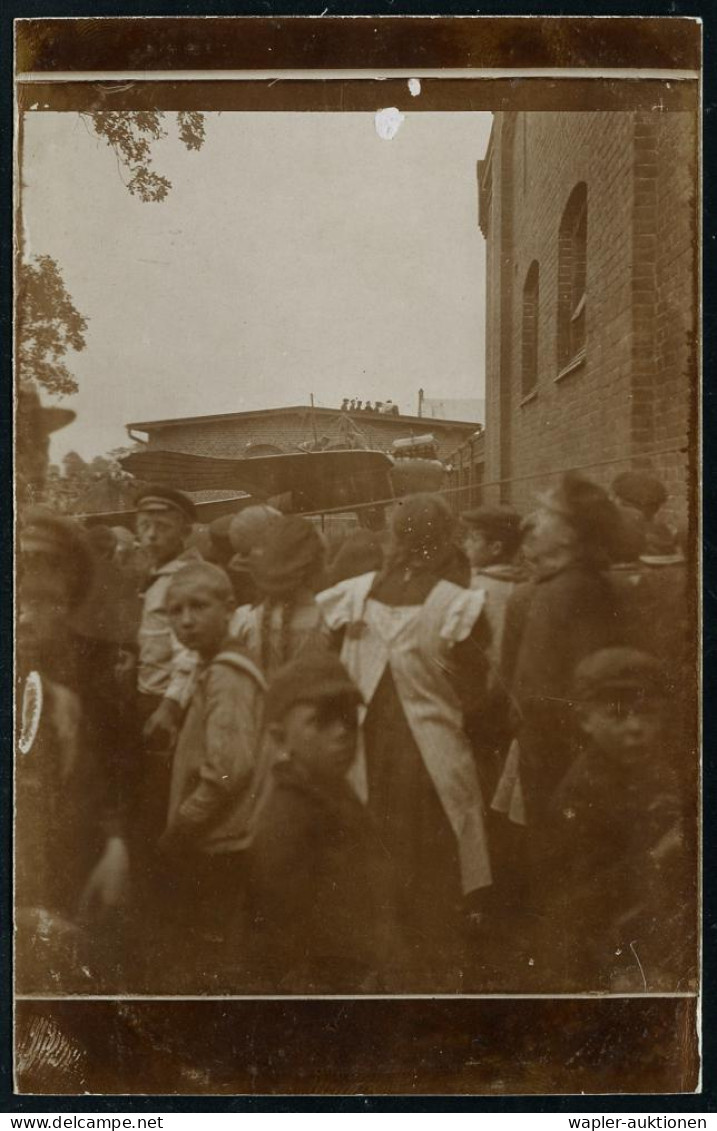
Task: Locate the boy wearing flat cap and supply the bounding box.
[533,648,695,993]
[245,649,403,994]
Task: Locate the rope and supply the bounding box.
[298,442,689,518]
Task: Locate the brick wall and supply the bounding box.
[481,110,696,525]
[445,430,486,512]
[651,112,697,526]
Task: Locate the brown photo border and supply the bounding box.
[13,14,702,1099]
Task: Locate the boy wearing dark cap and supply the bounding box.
[534,648,695,993]
[156,562,267,991]
[245,650,403,994]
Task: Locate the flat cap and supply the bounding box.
[135,484,196,523]
[572,648,667,702]
[265,648,363,724]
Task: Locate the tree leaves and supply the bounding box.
[84,111,206,203]
[45,447,140,514]
[16,112,208,406]
[16,255,88,397]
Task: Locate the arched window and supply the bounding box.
[557,182,587,374]
[521,260,540,397]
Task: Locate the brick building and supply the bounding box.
[478,110,697,524]
[126,403,478,466]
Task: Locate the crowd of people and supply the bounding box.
[16,388,697,997]
[340,398,400,415]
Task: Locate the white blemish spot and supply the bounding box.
[375,107,405,141]
[408,78,421,97]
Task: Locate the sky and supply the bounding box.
[22,108,493,461]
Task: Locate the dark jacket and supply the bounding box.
[16,673,105,919]
[19,629,131,837]
[246,760,403,993]
[535,743,692,991]
[506,563,622,816]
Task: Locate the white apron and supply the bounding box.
[317,572,492,894]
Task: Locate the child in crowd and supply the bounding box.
[533,648,694,993]
[462,503,525,670]
[158,562,268,992]
[459,504,527,917]
[226,504,282,607]
[230,515,328,679]
[245,650,403,994]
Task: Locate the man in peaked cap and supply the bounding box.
[133,486,203,830]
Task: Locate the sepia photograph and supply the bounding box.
[12,14,701,1096]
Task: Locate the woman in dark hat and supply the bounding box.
[317,493,493,992]
[499,473,625,823]
[229,514,328,678]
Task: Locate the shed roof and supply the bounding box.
[127,403,480,433]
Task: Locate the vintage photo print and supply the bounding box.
[13,15,701,1095]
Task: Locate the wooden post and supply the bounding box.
[309,392,319,447]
